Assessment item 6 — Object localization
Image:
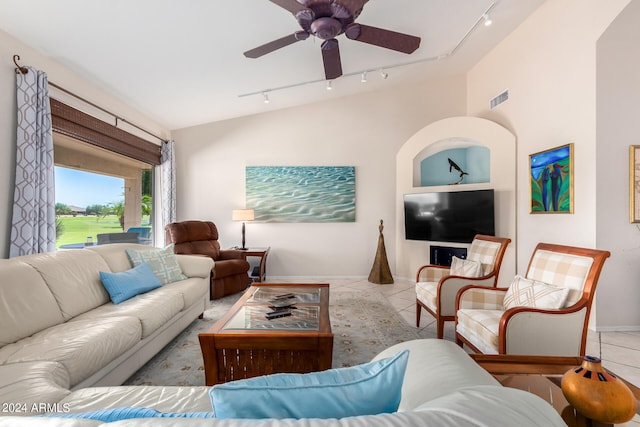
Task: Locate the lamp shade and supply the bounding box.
[232,209,255,221]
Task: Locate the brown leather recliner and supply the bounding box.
[165,220,250,300]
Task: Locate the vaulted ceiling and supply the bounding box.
[0,0,545,129]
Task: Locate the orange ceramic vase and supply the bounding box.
[561,355,637,424]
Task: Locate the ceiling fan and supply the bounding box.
[244,0,421,80]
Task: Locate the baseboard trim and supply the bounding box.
[592,325,640,332]
[266,275,368,281]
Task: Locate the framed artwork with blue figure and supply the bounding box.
[529,143,574,214]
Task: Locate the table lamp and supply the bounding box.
[232,208,254,250]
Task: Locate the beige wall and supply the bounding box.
[171,76,467,278]
[466,0,634,329]
[0,29,168,257]
[596,0,640,330]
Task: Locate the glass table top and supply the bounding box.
[222,286,324,331]
[222,305,320,331]
[247,286,321,304]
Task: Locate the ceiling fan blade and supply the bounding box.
[244,31,309,58]
[268,0,308,14]
[345,23,420,54]
[321,39,342,80]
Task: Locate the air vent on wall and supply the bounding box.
[490,89,509,109]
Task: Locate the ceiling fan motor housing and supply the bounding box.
[311,17,342,40]
[295,0,359,39]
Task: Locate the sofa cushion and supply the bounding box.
[0,259,65,348]
[163,277,208,308]
[414,385,567,427]
[209,350,409,419]
[72,287,184,339]
[59,386,213,414]
[20,250,111,320]
[0,418,101,426]
[44,408,214,421]
[126,245,186,285]
[372,339,500,411]
[449,256,483,277]
[88,243,158,273]
[100,263,162,304]
[0,361,70,415]
[503,275,569,310]
[0,316,141,386]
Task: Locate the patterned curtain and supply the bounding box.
[160,140,176,243]
[10,67,56,257]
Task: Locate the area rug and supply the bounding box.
[124,288,420,386]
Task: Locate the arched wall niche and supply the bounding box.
[395,116,517,284]
[414,138,490,186]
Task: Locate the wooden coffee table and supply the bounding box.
[199,283,333,385]
[471,354,640,427]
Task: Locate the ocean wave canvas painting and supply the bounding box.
[246,166,355,222]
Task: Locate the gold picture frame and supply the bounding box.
[630,145,640,223]
[529,143,574,214]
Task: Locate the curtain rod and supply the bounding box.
[13,54,168,144]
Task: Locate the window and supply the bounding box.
[51,99,161,249]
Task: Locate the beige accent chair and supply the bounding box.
[415,235,512,339]
[455,243,610,356]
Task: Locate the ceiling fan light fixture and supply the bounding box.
[361,71,367,83]
[483,13,493,26]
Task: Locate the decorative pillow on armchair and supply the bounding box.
[209,349,410,419]
[449,256,483,278]
[503,275,569,310]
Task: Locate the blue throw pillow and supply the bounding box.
[209,349,409,419]
[100,262,162,304]
[42,407,214,421]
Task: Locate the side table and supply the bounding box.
[238,247,270,282]
[471,354,640,427]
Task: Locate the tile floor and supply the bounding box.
[308,277,640,425]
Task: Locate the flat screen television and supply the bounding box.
[403,189,495,243]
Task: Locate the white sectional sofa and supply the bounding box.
[0,243,213,414]
[0,338,567,426]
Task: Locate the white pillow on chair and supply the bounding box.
[503,275,569,310]
[449,256,483,278]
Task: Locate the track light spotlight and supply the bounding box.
[326,80,333,90]
[380,69,389,80]
[262,92,270,104]
[482,13,492,26]
[361,71,367,83]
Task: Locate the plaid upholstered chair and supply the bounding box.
[415,235,511,339]
[455,243,610,356]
